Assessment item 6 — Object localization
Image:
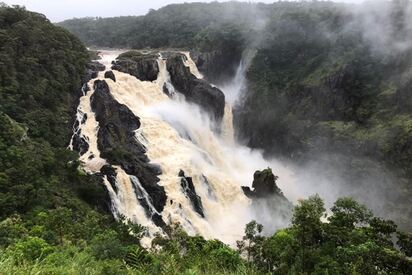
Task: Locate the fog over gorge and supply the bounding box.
[0,1,411,274]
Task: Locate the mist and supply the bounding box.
[210,0,412,230]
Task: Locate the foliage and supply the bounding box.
[57,2,257,51]
[1,2,412,274]
[238,196,412,274]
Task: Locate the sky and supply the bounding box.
[2,0,365,22]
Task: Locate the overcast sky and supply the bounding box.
[2,0,364,22]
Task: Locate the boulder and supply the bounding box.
[112,51,159,81]
[104,70,116,82]
[166,54,225,123]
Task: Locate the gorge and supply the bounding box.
[70,49,294,245]
[1,2,411,274]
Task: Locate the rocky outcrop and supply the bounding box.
[72,130,89,155]
[112,52,159,81]
[178,170,204,218]
[91,80,167,225]
[166,54,225,123]
[87,61,106,72]
[242,168,293,226]
[104,70,116,82]
[100,164,118,193]
[83,61,105,83]
[242,168,287,200]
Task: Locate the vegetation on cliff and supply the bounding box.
[234,0,412,229]
[1,2,412,274]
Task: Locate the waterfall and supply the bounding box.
[220,48,257,106]
[71,50,297,245]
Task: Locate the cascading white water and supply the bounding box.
[72,50,297,245]
[220,49,257,106]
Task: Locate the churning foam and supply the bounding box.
[92,51,297,244]
[69,50,298,246]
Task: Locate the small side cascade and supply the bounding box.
[156,54,177,98]
[182,51,203,79]
[222,104,235,145]
[103,166,162,246]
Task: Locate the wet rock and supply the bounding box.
[166,54,225,123]
[71,130,89,155]
[162,82,176,98]
[90,71,98,79]
[87,61,106,72]
[83,61,105,83]
[129,176,166,228]
[242,168,293,227]
[100,165,118,193]
[112,51,159,81]
[104,70,116,82]
[82,83,90,94]
[242,168,285,199]
[91,80,167,217]
[179,170,205,218]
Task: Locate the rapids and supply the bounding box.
[70,50,298,245]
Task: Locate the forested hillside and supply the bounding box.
[235,0,412,229]
[0,4,149,273]
[1,2,412,274]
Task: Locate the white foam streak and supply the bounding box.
[182,51,204,79]
[77,76,106,172]
[104,167,161,247]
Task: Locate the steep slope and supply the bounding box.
[234,1,412,228]
[0,4,111,217]
[0,6,164,271]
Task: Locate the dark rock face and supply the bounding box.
[88,61,106,71]
[242,168,285,199]
[129,176,166,228]
[104,70,116,82]
[112,52,159,81]
[179,170,204,218]
[191,50,242,84]
[166,54,225,123]
[91,80,167,222]
[72,130,89,155]
[83,61,105,83]
[100,165,118,193]
[242,168,293,228]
